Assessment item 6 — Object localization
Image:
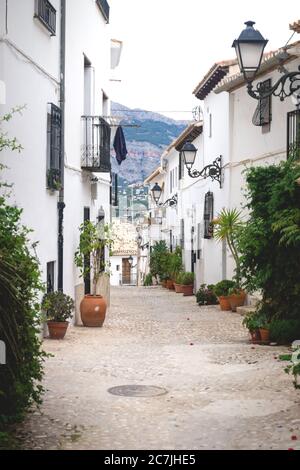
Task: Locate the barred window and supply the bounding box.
[35,0,56,36]
[203,191,214,239]
[47,103,62,190]
[252,79,272,128]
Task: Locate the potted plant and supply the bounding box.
[196,284,218,306]
[174,272,184,293]
[214,280,235,310]
[168,247,183,290]
[213,209,246,308]
[242,312,261,342]
[41,291,75,339]
[74,220,113,327]
[180,272,195,296]
[258,316,270,343]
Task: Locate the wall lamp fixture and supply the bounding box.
[232,21,300,103]
[151,183,178,207]
[181,142,223,188]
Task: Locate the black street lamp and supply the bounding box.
[151,183,178,207]
[232,21,300,103]
[181,142,223,188]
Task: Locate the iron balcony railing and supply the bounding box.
[35,0,56,36]
[81,116,111,172]
[96,0,110,23]
[287,109,300,159]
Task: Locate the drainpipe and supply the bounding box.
[58,0,66,291]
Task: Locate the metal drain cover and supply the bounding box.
[108,385,168,397]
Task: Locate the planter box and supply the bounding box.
[174,283,184,293]
[181,284,194,296]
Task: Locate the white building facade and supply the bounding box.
[0,0,120,324]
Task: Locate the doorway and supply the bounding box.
[122,258,131,285]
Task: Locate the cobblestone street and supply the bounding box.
[16,286,300,450]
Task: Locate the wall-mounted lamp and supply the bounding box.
[232,21,300,103]
[151,183,178,207]
[181,142,223,188]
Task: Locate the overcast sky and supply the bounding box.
[109,0,299,120]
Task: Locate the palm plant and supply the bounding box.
[213,208,244,288]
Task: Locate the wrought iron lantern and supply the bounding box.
[233,21,300,102]
[128,256,133,266]
[181,142,223,187]
[151,183,178,207]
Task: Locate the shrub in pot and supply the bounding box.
[181,272,195,296]
[214,280,235,311]
[42,291,75,339]
[74,220,113,327]
[228,286,246,312]
[174,272,184,293]
[196,284,218,306]
[242,312,261,342]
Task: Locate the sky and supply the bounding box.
[109,0,299,121]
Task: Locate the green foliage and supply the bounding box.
[242,312,261,332]
[0,199,46,427]
[214,280,235,297]
[180,272,195,285]
[238,158,300,320]
[213,208,244,287]
[269,319,300,344]
[166,246,182,280]
[175,272,184,284]
[196,284,218,306]
[143,273,153,287]
[74,221,113,295]
[149,241,169,280]
[0,109,46,428]
[41,291,75,322]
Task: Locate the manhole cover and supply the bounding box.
[108,385,168,397]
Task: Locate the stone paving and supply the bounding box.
[15,286,300,450]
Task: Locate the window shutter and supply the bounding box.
[50,103,62,171]
[252,79,272,127]
[99,117,111,172]
[203,191,214,239]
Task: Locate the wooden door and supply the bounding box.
[122,258,131,284]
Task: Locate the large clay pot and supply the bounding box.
[218,296,231,311]
[259,328,270,342]
[161,280,167,288]
[174,283,184,293]
[228,292,246,312]
[166,279,175,290]
[181,284,194,296]
[80,295,107,327]
[47,321,69,340]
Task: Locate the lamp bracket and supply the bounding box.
[187,156,223,187]
[157,193,178,208]
[247,66,300,103]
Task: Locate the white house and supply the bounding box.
[110,219,137,286]
[0,0,121,325]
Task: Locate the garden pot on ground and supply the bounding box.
[181,285,194,296]
[249,329,261,343]
[166,279,175,290]
[161,280,167,288]
[259,328,270,342]
[80,295,107,327]
[218,296,231,311]
[47,321,69,340]
[174,283,184,293]
[228,292,246,312]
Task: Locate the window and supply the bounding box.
[203,192,214,239]
[116,265,120,271]
[252,79,272,130]
[287,109,300,160]
[197,223,202,259]
[81,116,111,172]
[96,0,110,23]
[46,262,55,293]
[35,0,56,36]
[111,173,118,207]
[47,103,62,190]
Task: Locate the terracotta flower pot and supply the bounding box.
[228,292,246,312]
[218,296,231,311]
[161,280,167,288]
[249,329,261,343]
[47,321,69,340]
[166,279,175,290]
[181,284,194,296]
[259,328,270,342]
[174,283,184,293]
[80,295,107,327]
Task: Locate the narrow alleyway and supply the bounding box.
[16,287,300,450]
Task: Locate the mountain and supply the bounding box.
[111,102,190,183]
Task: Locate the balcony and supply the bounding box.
[81,116,111,173]
[35,0,56,36]
[96,0,110,23]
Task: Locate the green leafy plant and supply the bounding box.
[181,272,195,285]
[242,311,261,332]
[47,168,62,191]
[196,284,218,306]
[167,246,183,280]
[74,221,113,296]
[41,291,75,322]
[269,319,300,344]
[175,272,184,284]
[213,208,244,287]
[149,241,169,281]
[214,280,235,297]
[143,273,153,287]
